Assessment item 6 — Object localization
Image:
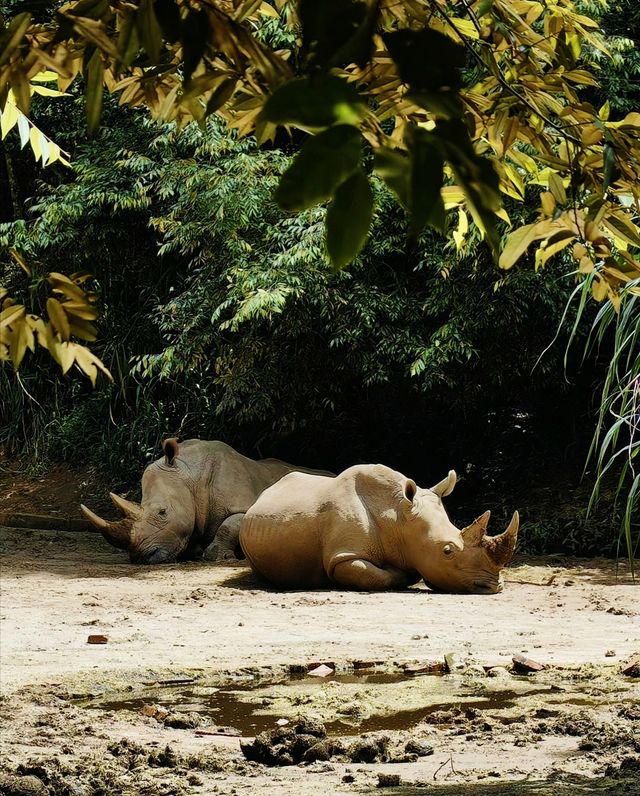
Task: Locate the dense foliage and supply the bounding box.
[1,0,638,558]
[0,110,614,553]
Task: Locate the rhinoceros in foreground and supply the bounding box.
[81,438,330,564]
[239,464,518,593]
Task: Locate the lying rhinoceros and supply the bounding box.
[239,464,518,593]
[81,438,331,565]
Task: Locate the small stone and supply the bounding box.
[342,774,355,783]
[487,666,510,678]
[605,650,616,657]
[512,654,545,673]
[308,664,334,677]
[622,654,640,677]
[86,634,108,644]
[377,773,401,787]
[404,739,434,756]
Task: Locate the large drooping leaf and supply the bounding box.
[275,125,362,211]
[299,0,377,70]
[263,76,366,129]
[326,169,374,271]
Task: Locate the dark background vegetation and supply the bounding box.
[2,0,638,556]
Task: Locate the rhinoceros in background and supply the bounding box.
[81,438,331,565]
[239,464,518,593]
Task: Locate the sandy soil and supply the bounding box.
[1,525,639,795]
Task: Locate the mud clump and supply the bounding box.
[240,718,398,767]
[346,735,390,763]
[240,716,327,765]
[0,773,48,796]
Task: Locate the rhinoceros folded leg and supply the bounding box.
[203,513,245,562]
[332,559,420,591]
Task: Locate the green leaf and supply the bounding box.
[205,78,238,116]
[0,12,31,67]
[263,76,366,129]
[84,49,104,137]
[326,170,374,271]
[410,131,445,238]
[154,0,181,43]
[116,11,140,71]
[374,147,410,208]
[66,0,109,20]
[383,29,465,92]
[181,9,209,85]
[275,125,363,211]
[137,0,163,63]
[603,141,617,194]
[299,0,377,69]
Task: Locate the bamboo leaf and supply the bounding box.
[326,170,374,271]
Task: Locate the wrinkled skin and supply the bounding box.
[81,439,331,564]
[239,464,518,593]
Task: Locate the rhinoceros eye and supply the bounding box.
[443,544,454,557]
[158,508,167,516]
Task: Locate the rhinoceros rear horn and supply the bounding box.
[110,492,143,519]
[482,510,519,569]
[461,510,491,547]
[80,503,132,550]
[431,470,457,498]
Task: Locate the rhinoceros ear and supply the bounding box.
[163,437,180,466]
[403,478,417,504]
[431,470,457,498]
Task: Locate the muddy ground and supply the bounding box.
[1,519,639,795]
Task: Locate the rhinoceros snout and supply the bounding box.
[131,545,177,565]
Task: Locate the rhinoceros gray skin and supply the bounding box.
[239,464,519,593]
[80,438,332,565]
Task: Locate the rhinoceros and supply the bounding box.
[239,464,519,592]
[80,438,331,565]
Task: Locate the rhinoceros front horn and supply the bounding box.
[80,503,132,550]
[482,510,519,569]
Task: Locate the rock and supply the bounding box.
[163,711,201,729]
[512,654,545,673]
[308,664,334,677]
[487,666,511,678]
[342,773,356,783]
[444,653,459,672]
[377,773,401,787]
[605,650,616,657]
[404,739,434,756]
[86,634,108,644]
[404,662,443,675]
[622,654,640,677]
[0,774,48,796]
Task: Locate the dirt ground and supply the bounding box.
[1,518,639,795]
[1,447,639,795]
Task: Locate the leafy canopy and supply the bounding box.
[1,0,640,375]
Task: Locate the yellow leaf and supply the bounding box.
[70,343,112,386]
[573,243,587,260]
[540,191,555,215]
[0,100,19,138]
[591,276,607,301]
[11,316,33,368]
[0,303,25,326]
[548,172,566,205]
[9,248,31,276]
[29,125,42,161]
[46,297,71,340]
[57,341,75,374]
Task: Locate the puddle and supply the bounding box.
[85,672,556,736]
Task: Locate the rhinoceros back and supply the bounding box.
[239,471,333,587]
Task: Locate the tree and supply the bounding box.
[1,0,639,376]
